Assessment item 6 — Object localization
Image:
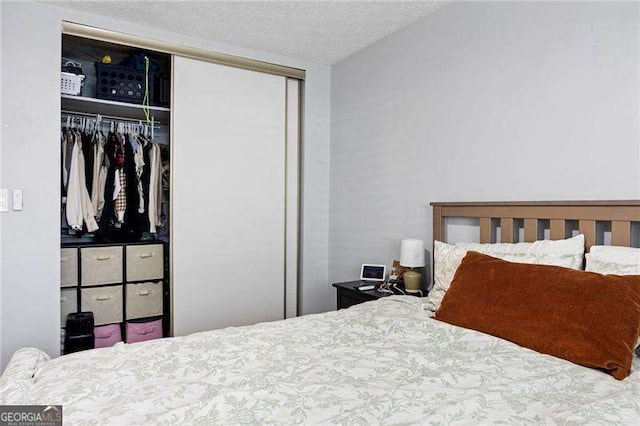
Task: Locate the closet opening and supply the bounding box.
[60,34,172,354]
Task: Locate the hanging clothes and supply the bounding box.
[96,131,118,240]
[65,130,98,232]
[140,140,152,233]
[148,142,163,233]
[123,134,144,241]
[132,135,146,214]
[113,169,127,223]
[82,131,94,195]
[113,132,128,224]
[62,118,165,242]
[65,131,82,230]
[62,129,74,194]
[61,131,68,196]
[90,132,106,216]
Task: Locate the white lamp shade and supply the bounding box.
[400,239,426,268]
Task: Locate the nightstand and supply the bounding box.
[332,281,423,310]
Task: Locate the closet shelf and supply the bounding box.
[61,95,170,122]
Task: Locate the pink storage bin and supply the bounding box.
[126,319,163,343]
[94,323,122,348]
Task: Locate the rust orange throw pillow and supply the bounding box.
[435,251,640,380]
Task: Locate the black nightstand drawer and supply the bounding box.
[333,281,386,310]
[339,292,377,309]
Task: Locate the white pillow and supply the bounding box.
[423,241,467,314]
[423,235,586,314]
[585,245,640,352]
[590,245,640,255]
[586,246,640,275]
[456,234,585,270]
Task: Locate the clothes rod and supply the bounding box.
[61,109,162,126]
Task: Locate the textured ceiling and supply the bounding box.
[47,1,446,64]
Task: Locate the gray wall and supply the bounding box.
[0,1,331,366]
[1,1,62,367]
[330,2,640,290]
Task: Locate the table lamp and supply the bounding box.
[400,238,425,293]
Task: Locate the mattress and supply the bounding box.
[1,296,639,424]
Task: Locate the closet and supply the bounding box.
[59,23,302,352]
[60,34,171,351]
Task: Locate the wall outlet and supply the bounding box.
[12,189,23,211]
[0,189,8,212]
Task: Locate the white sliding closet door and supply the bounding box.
[173,57,288,336]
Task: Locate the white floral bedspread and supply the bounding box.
[1,296,639,425]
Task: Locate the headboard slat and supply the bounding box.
[550,219,565,240]
[524,219,537,242]
[500,218,515,243]
[612,221,631,247]
[479,218,492,243]
[578,220,597,250]
[433,205,443,242]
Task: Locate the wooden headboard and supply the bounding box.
[430,200,640,250]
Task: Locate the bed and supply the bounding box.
[1,200,639,424]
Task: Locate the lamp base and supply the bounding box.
[403,270,421,293]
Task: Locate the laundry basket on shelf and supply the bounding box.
[60,72,85,96]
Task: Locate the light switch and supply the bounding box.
[12,189,23,211]
[0,189,7,212]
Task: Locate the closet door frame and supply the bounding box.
[285,78,301,319]
[62,22,305,80]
